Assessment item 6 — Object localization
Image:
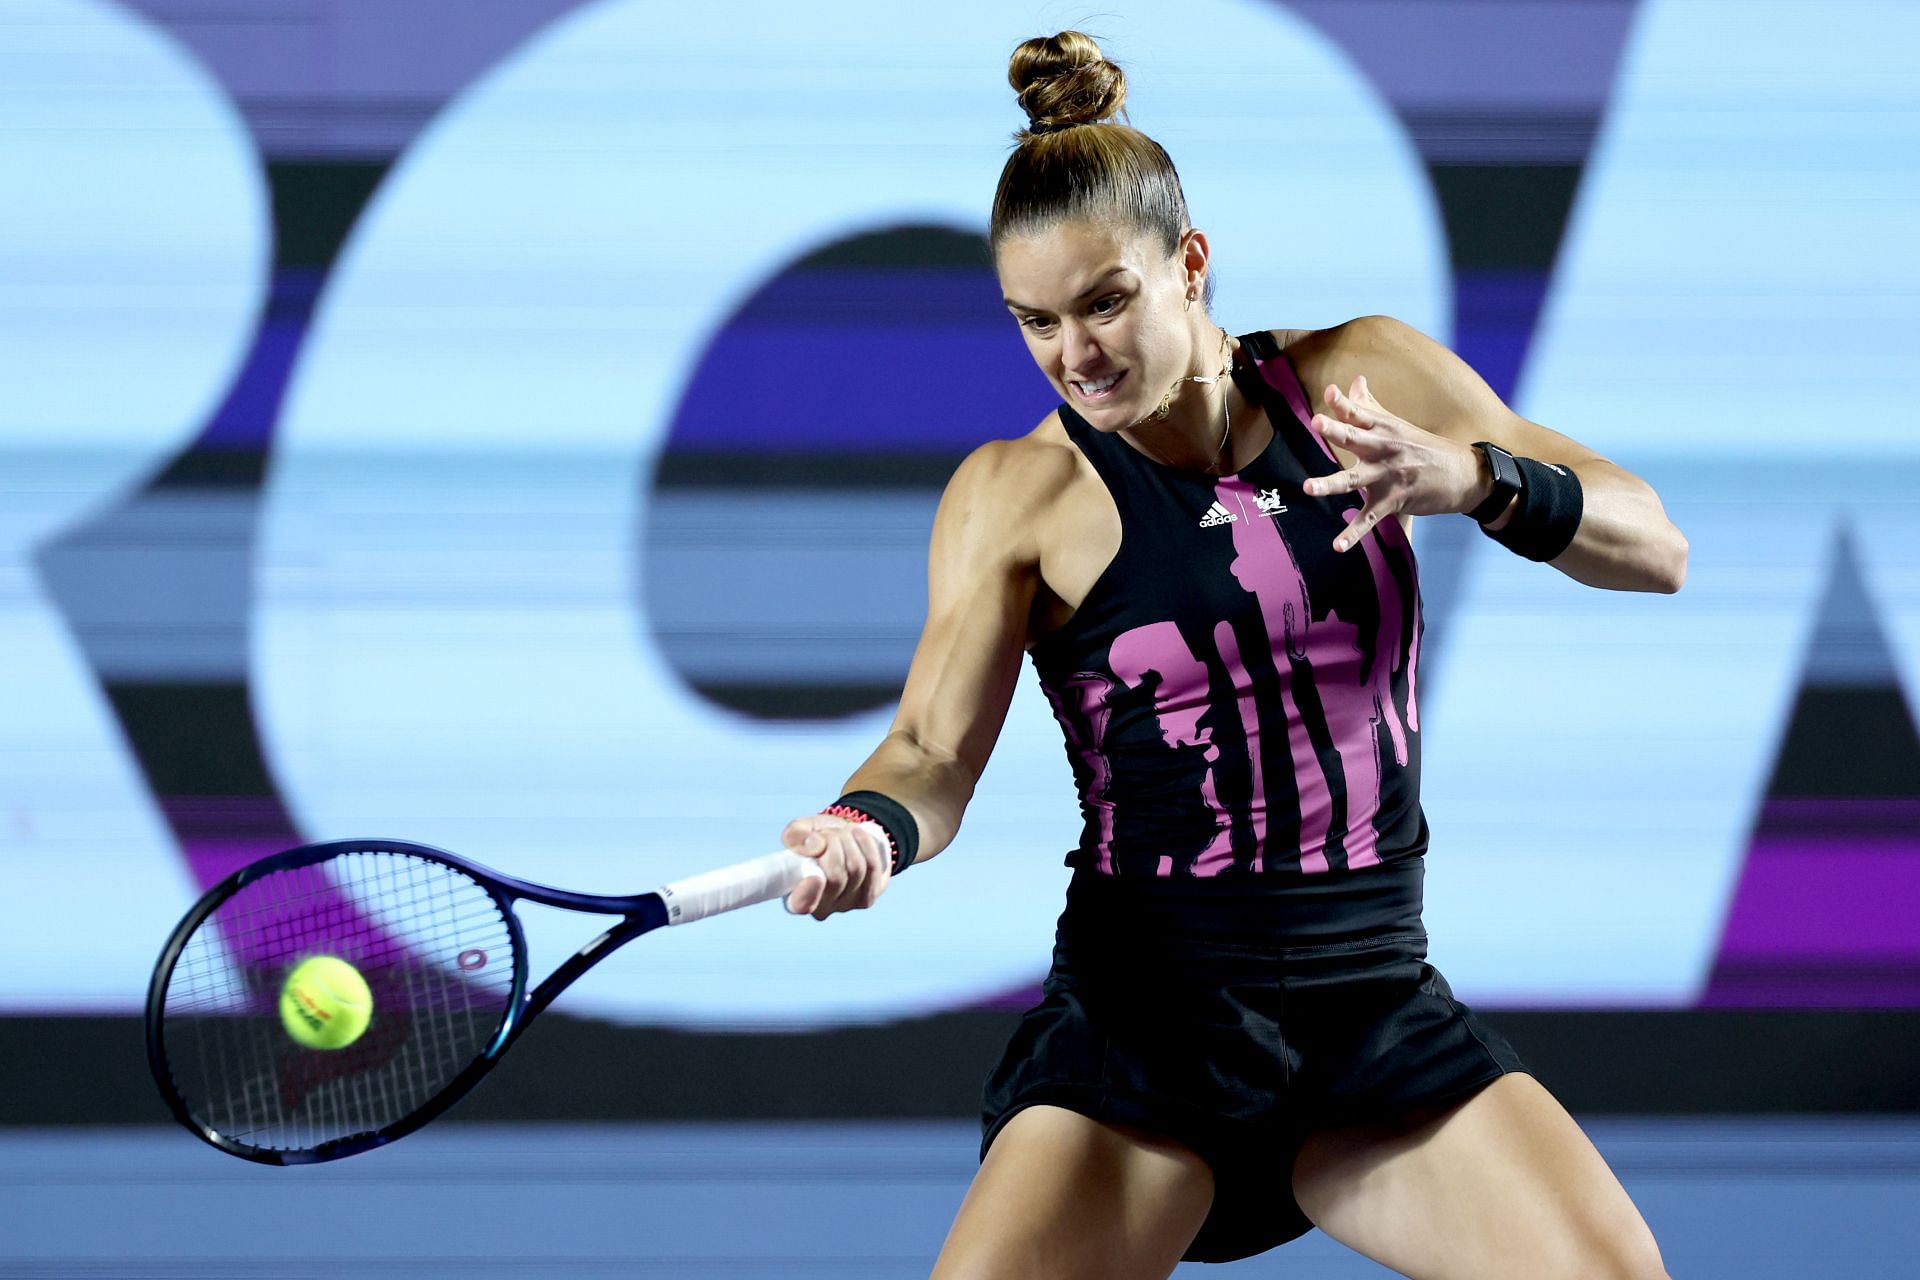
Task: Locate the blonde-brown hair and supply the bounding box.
[991,31,1203,302]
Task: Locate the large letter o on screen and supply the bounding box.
[256,0,1445,1026]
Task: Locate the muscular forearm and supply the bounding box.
[1469,454,1687,594]
[839,729,978,866]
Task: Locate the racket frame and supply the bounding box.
[146,836,671,1165]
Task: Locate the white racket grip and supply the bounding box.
[658,849,828,925]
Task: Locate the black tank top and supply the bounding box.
[1028,329,1429,878]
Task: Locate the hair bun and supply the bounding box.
[1008,30,1127,139]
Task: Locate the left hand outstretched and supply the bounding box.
[1304,375,1483,553]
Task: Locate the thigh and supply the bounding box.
[1290,1073,1670,1280]
[932,1104,1214,1280]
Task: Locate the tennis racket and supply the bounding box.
[146,835,835,1165]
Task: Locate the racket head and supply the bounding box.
[146,838,527,1165]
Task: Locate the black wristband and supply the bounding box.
[825,790,921,875]
[1482,456,1583,563]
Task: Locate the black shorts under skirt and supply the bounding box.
[979,856,1531,1264]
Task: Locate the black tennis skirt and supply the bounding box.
[980,855,1530,1264]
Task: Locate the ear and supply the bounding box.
[1179,226,1211,298]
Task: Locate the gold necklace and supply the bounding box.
[1131,329,1235,472]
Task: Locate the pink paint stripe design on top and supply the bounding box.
[1347,503,1413,766]
[1405,545,1423,734]
[1251,345,1424,780]
[1038,672,1118,873]
[1211,618,1266,872]
[1108,619,1237,876]
[1218,482,1351,872]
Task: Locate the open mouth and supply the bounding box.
[1071,370,1127,402]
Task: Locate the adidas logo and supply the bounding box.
[1199,501,1238,528]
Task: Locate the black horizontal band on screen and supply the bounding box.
[656,452,964,489]
[22,1009,1920,1126]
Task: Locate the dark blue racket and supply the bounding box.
[145,836,831,1165]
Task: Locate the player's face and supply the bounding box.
[997,218,1198,428]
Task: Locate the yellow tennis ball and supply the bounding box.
[279,955,373,1050]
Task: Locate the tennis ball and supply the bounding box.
[279,955,373,1050]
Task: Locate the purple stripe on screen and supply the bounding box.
[163,796,305,890]
[967,982,1048,1013]
[1697,968,1920,1009]
[1756,796,1920,832]
[717,264,1000,324]
[1702,795,1920,1007]
[1451,268,1551,405]
[1714,844,1920,958]
[671,325,1051,452]
[195,268,325,452]
[668,268,1052,452]
[161,797,422,976]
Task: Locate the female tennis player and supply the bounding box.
[780,30,1685,1280]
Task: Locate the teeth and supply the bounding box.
[1077,373,1121,394]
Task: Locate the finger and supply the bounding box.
[1334,507,1380,553]
[782,815,832,849]
[1323,384,1385,429]
[785,873,821,915]
[790,827,843,919]
[1303,464,1378,498]
[832,831,869,910]
[1311,414,1385,454]
[818,827,893,916]
[831,829,878,916]
[812,836,855,919]
[844,825,890,909]
[782,820,829,913]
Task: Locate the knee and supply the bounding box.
[929,1253,1010,1280]
[1610,1260,1672,1280]
[1586,1229,1671,1280]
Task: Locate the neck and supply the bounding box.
[1124,326,1242,472]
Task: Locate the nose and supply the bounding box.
[1059,319,1102,376]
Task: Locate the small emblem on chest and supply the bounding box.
[1199,490,1289,529]
[1199,501,1238,528]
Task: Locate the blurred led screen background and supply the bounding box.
[4,0,1919,1037]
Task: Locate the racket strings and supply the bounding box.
[158,850,516,1156]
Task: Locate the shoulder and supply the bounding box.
[952,414,1080,495]
[1275,315,1508,442]
[934,415,1080,564]
[1270,315,1420,369]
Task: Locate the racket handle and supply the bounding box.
[658,848,829,925]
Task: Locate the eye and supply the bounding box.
[1020,315,1055,332]
[1090,294,1123,316]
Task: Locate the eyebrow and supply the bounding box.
[1003,266,1130,313]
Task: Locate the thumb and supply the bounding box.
[782,815,834,855]
[781,817,831,914]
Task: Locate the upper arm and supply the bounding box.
[886,438,1052,786]
[1336,314,1612,467]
